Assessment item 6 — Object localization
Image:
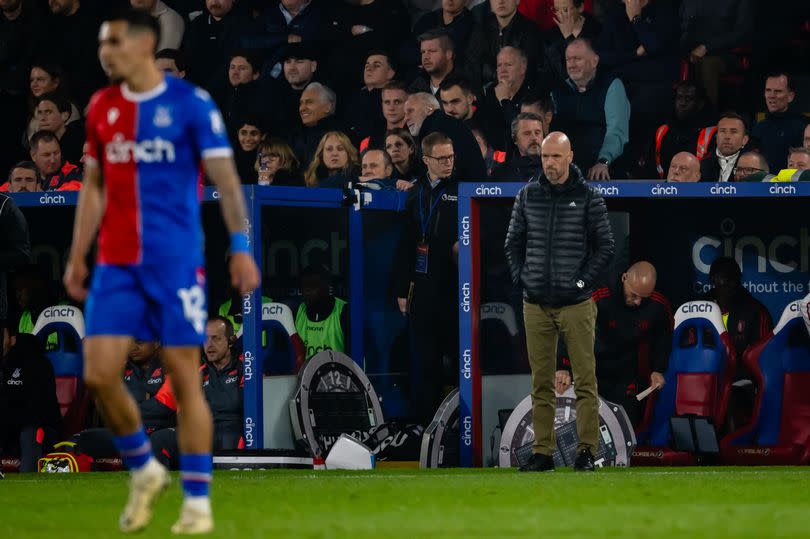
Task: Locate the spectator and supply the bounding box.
[4,161,40,193]
[0,190,30,335]
[465,0,543,88]
[34,92,83,165]
[155,48,187,78]
[24,63,81,147]
[700,112,749,182]
[0,333,61,472]
[385,127,425,186]
[504,131,614,472]
[293,82,343,166]
[43,0,106,108]
[439,74,504,151]
[479,46,534,151]
[344,50,397,143]
[751,73,809,172]
[255,137,304,186]
[131,0,185,50]
[520,92,554,134]
[666,151,700,183]
[679,0,755,106]
[787,148,810,171]
[11,267,50,336]
[295,264,350,360]
[544,0,601,84]
[518,0,594,31]
[551,38,630,180]
[804,124,810,150]
[491,112,544,180]
[409,30,458,95]
[556,262,673,426]
[649,81,716,179]
[234,117,263,184]
[303,131,360,188]
[732,151,770,182]
[217,51,270,134]
[273,42,319,134]
[411,0,475,70]
[404,92,487,180]
[394,132,460,422]
[360,80,410,150]
[29,130,82,191]
[359,148,395,185]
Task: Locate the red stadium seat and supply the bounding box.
[721,300,810,465]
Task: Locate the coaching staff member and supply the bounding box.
[505,132,614,472]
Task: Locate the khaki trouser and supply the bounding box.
[523,298,599,456]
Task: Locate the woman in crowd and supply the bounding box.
[304,131,360,188]
[234,118,264,184]
[384,128,424,189]
[255,137,304,187]
[25,62,81,145]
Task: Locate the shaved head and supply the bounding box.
[622,261,657,308]
[667,151,700,182]
[540,131,573,184]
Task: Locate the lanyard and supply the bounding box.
[419,185,445,241]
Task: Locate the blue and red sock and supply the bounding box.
[113,428,152,471]
[180,454,212,498]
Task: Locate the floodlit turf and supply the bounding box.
[2,467,810,538]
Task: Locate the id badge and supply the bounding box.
[415,243,430,274]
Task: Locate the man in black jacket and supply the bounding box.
[0,192,31,331]
[491,112,544,180]
[505,131,614,472]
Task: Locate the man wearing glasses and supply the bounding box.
[732,152,770,182]
[394,132,461,423]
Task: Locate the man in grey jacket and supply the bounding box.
[504,131,614,472]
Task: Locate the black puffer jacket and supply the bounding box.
[504,165,614,307]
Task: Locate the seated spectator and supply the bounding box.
[255,138,304,187]
[551,38,630,180]
[217,51,268,133]
[25,63,81,145]
[804,123,810,150]
[409,30,459,96]
[732,151,770,182]
[131,0,185,50]
[11,267,51,336]
[295,264,349,361]
[404,91,488,180]
[385,128,425,186]
[155,48,187,78]
[520,92,554,134]
[465,0,543,88]
[751,72,809,171]
[273,42,320,134]
[344,50,397,143]
[358,148,397,189]
[491,112,544,180]
[787,147,810,171]
[439,74,503,149]
[544,0,601,84]
[29,130,82,191]
[362,80,410,150]
[0,333,61,472]
[304,131,360,188]
[649,81,717,179]
[556,261,673,426]
[517,0,594,31]
[700,112,749,182]
[34,92,83,165]
[293,82,343,166]
[411,0,475,71]
[666,151,701,182]
[4,162,40,193]
[479,46,534,151]
[679,0,755,106]
[234,117,264,184]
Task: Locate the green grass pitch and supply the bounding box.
[2,467,810,538]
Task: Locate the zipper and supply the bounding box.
[545,188,557,300]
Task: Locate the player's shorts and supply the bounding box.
[85,263,207,346]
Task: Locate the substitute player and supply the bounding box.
[63,10,260,535]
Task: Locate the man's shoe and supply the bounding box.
[574,449,596,472]
[119,459,170,533]
[518,453,555,472]
[171,500,214,535]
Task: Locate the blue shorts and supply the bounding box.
[85,263,207,346]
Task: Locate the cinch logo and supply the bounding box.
[680,302,714,314]
[789,301,801,312]
[262,304,284,317]
[39,194,66,205]
[461,282,471,313]
[651,185,678,196]
[211,190,220,199]
[242,293,252,315]
[710,184,736,195]
[244,417,254,447]
[475,185,501,196]
[462,349,472,379]
[595,185,619,196]
[461,215,470,246]
[770,184,796,195]
[146,378,162,384]
[44,306,75,318]
[225,376,238,384]
[307,344,333,358]
[462,415,472,446]
[243,351,254,381]
[105,134,176,164]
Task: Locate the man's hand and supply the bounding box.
[625,0,645,21]
[287,33,302,43]
[555,370,572,394]
[636,45,646,57]
[493,81,512,102]
[397,297,408,315]
[553,8,577,38]
[229,252,261,295]
[651,371,665,389]
[351,25,371,36]
[63,257,89,302]
[587,162,610,181]
[395,180,415,191]
[690,44,707,62]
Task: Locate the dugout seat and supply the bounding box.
[720,300,810,465]
[32,305,90,438]
[236,302,306,375]
[632,301,735,465]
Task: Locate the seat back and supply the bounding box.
[647,301,734,446]
[236,303,306,375]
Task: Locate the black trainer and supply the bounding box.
[518,453,555,472]
[574,448,595,472]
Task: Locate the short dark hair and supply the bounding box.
[37,91,71,114]
[229,50,261,73]
[208,315,235,339]
[521,92,553,114]
[361,148,393,170]
[236,115,264,131]
[418,30,454,53]
[106,8,161,51]
[718,111,749,135]
[421,131,453,156]
[765,71,794,91]
[439,73,475,96]
[29,130,60,151]
[30,61,65,84]
[365,49,396,73]
[156,48,187,73]
[566,37,596,55]
[381,80,408,94]
[8,161,38,181]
